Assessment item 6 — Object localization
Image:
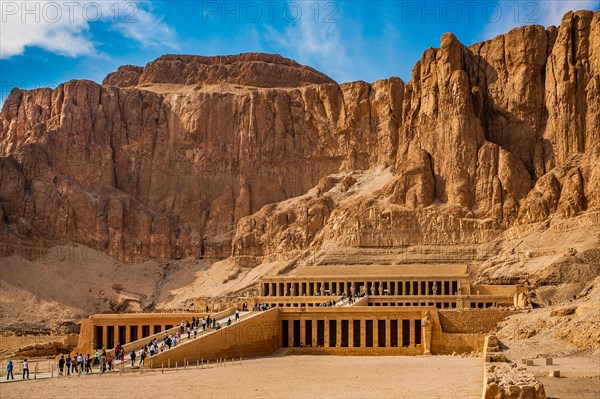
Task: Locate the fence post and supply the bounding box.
[175,361,178,372]
[34,362,37,379]
[161,363,164,374]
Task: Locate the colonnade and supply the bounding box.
[281,316,424,350]
[94,323,175,349]
[261,279,461,297]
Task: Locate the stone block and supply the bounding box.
[548,370,560,377]
[526,359,534,366]
[545,357,553,365]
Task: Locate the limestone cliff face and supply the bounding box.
[1,11,599,263]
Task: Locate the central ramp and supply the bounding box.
[149,308,280,367]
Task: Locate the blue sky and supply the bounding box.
[1,1,599,105]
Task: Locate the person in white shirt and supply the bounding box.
[22,359,29,379]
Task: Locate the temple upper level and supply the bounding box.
[258,264,523,309]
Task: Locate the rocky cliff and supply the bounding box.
[1,10,599,265]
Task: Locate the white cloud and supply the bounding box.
[265,1,353,82]
[483,0,600,40]
[536,0,599,26]
[0,0,177,59]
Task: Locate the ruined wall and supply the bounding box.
[438,310,518,333]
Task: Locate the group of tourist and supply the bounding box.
[4,359,27,380]
[127,313,235,367]
[4,311,247,381]
[253,303,272,311]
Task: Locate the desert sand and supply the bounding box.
[0,355,483,399]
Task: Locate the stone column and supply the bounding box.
[409,320,415,347]
[385,319,391,348]
[324,318,330,347]
[299,282,304,296]
[360,318,366,348]
[373,319,379,347]
[300,318,306,347]
[349,319,355,348]
[418,281,422,295]
[101,325,108,349]
[312,320,318,347]
[336,318,342,348]
[125,324,131,344]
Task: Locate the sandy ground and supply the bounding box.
[0,355,483,399]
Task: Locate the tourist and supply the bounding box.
[6,360,14,380]
[202,317,207,331]
[85,355,92,373]
[130,350,136,366]
[235,309,240,322]
[226,317,231,326]
[65,354,71,375]
[193,328,197,338]
[77,353,83,373]
[101,350,107,372]
[58,355,65,376]
[180,321,184,334]
[150,343,155,357]
[22,359,29,379]
[94,349,100,365]
[139,350,146,367]
[173,335,178,347]
[107,354,113,371]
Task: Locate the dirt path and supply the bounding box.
[0,355,483,399]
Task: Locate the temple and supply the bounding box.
[75,264,526,361]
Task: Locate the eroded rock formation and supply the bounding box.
[1,11,599,264]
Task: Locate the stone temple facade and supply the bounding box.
[76,264,524,359]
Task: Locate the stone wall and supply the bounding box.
[438,310,518,333]
[150,308,280,366]
[433,332,485,355]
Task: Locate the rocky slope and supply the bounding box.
[1,10,599,273]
